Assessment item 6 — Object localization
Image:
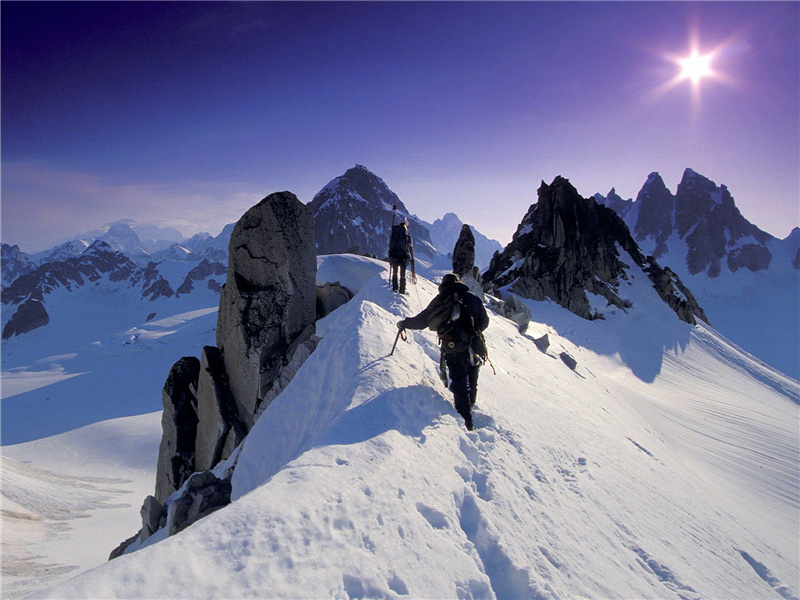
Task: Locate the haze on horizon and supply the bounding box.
[2,2,798,253]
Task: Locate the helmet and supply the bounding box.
[438,273,460,291]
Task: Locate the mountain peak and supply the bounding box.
[309,167,435,258]
[642,172,667,190]
[678,168,715,192]
[485,175,706,325]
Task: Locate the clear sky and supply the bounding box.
[2,1,798,252]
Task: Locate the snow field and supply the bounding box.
[31,260,799,599]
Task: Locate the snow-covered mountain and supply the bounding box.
[1,238,227,342]
[1,243,36,286]
[8,254,797,600]
[308,165,437,259]
[425,212,503,269]
[61,219,186,254]
[595,168,800,378]
[484,176,706,333]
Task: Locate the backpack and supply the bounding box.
[388,224,409,260]
[437,293,476,356]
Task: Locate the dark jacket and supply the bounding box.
[400,281,489,333]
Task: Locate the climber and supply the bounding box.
[397,273,489,431]
[388,220,415,294]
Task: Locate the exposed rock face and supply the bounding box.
[216,191,317,429]
[155,357,200,503]
[114,190,323,560]
[596,169,776,277]
[728,244,773,273]
[484,176,706,325]
[166,471,232,536]
[194,346,247,472]
[135,262,175,301]
[634,173,675,259]
[2,298,49,339]
[176,259,227,295]
[308,165,436,259]
[316,282,353,320]
[642,258,708,325]
[452,224,476,277]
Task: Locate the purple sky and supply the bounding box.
[2,1,798,252]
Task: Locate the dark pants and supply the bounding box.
[390,260,407,293]
[447,357,480,428]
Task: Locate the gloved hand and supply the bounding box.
[397,320,406,329]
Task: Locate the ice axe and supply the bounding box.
[390,327,407,355]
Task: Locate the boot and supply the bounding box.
[399,278,407,295]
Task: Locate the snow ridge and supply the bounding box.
[28,256,799,600]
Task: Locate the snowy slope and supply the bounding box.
[31,255,799,600]
[1,277,219,444]
[594,170,800,380]
[1,413,162,600]
[635,231,799,380]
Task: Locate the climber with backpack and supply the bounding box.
[388,209,415,294]
[396,273,490,431]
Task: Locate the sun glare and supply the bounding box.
[678,49,714,86]
[646,31,735,107]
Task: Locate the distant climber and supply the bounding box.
[388,218,415,294]
[397,273,489,431]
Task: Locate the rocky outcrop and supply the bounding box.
[643,258,708,325]
[559,352,577,370]
[2,298,50,339]
[194,346,247,472]
[487,293,531,334]
[166,470,233,536]
[484,176,706,326]
[309,165,436,259]
[155,357,200,503]
[533,333,550,353]
[316,282,353,320]
[216,191,317,428]
[452,225,476,277]
[111,190,326,560]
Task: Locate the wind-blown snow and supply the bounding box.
[30,255,798,600]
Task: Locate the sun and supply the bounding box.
[678,49,714,86]
[646,33,734,106]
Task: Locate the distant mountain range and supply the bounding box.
[2,165,797,378]
[594,168,799,378]
[1,165,498,343]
